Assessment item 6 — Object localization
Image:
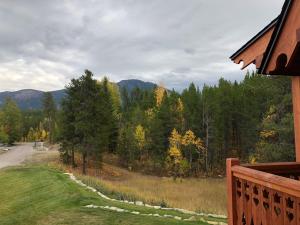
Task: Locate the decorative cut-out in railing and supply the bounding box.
[232,177,299,225]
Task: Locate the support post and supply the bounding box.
[226,158,240,225]
[292,77,300,162]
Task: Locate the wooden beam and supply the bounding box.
[292,77,300,162]
[226,158,240,225]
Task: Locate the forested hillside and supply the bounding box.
[0,79,156,110]
[0,71,294,177]
[57,71,294,177]
[0,89,66,110]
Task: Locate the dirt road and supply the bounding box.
[0,143,34,169]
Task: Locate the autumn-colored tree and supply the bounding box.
[26,125,48,142]
[165,146,187,180]
[169,128,181,148]
[0,98,22,145]
[155,86,166,107]
[182,130,196,169]
[165,129,189,180]
[181,130,206,174]
[134,124,146,160]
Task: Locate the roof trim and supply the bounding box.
[258,0,293,74]
[230,17,278,60]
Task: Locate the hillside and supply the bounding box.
[117,79,156,92]
[0,79,156,110]
[0,89,66,110]
[0,165,220,225]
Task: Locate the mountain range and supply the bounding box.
[0,79,156,110]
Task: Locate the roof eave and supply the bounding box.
[230,17,278,61]
[258,0,293,74]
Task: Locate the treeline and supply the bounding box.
[0,99,22,145]
[0,93,58,145]
[117,72,294,175]
[0,70,294,177]
[58,70,294,177]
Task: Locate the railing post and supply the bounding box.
[292,76,300,162]
[227,158,240,225]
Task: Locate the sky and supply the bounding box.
[0,0,285,92]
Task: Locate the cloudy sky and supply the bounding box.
[0,0,285,91]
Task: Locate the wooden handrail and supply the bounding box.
[242,161,300,174]
[232,165,300,197]
[227,159,300,225]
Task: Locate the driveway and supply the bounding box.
[0,143,34,169]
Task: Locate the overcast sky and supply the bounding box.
[0,0,285,91]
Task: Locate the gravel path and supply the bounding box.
[0,143,34,169]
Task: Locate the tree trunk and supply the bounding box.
[71,147,76,168]
[48,117,52,144]
[189,147,192,172]
[82,151,87,174]
[205,115,209,173]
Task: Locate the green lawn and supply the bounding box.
[0,166,223,225]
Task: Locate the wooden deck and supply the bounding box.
[227,158,300,225]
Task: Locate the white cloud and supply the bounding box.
[0,0,285,91]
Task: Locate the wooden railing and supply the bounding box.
[227,158,300,225]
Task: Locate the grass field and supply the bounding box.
[35,150,227,215]
[0,165,226,225]
[71,163,227,216]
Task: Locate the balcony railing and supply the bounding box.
[227,158,300,225]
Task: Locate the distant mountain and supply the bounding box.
[0,79,157,110]
[0,89,66,110]
[117,79,156,92]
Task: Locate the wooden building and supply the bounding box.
[228,0,300,224]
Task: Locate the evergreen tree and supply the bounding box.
[42,92,57,143]
[149,91,173,164]
[0,98,22,145]
[100,77,119,152]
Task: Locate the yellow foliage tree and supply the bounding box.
[260,130,277,139]
[181,130,206,173]
[134,124,146,160]
[134,125,146,149]
[169,128,182,148]
[168,146,182,162]
[194,137,206,151]
[166,129,190,180]
[182,130,196,146]
[41,129,48,141]
[166,145,187,180]
[155,86,166,107]
[177,98,184,113]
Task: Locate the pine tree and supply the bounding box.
[61,70,107,174]
[149,91,173,164]
[42,92,57,143]
[0,98,22,145]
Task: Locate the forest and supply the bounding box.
[0,70,295,177]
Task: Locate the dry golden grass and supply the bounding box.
[27,149,227,216]
[78,163,227,215]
